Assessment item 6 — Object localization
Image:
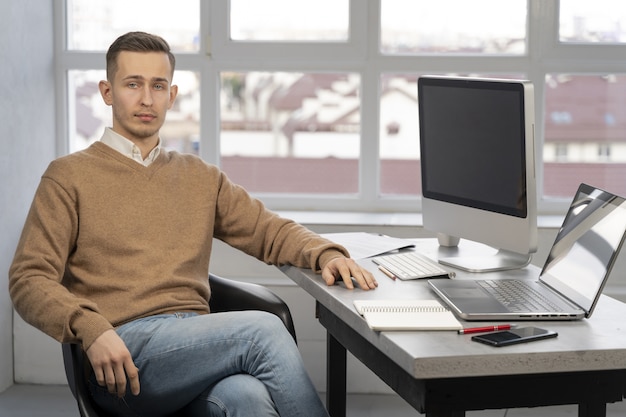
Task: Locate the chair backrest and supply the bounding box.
[208,273,297,342]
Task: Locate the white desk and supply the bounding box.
[279,239,626,417]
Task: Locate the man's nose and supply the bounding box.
[140,86,153,106]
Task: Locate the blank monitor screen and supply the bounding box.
[420,79,527,217]
[418,75,537,272]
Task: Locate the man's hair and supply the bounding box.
[106,31,176,81]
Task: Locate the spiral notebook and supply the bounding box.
[353,299,463,331]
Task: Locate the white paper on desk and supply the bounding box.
[321,232,415,259]
[354,299,463,331]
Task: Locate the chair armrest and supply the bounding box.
[208,273,297,342]
[62,343,115,417]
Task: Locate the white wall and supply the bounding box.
[0,0,56,392]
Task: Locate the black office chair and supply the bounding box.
[62,273,297,417]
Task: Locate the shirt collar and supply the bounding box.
[100,127,161,166]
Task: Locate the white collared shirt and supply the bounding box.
[100,127,161,167]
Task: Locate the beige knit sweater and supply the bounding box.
[9,142,347,349]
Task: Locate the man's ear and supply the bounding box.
[168,84,179,109]
[99,80,113,106]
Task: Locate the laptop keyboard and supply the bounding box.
[372,251,450,280]
[478,280,564,313]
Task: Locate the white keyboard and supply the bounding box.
[372,251,451,280]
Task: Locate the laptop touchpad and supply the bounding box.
[446,287,486,299]
[453,296,509,313]
[441,284,509,313]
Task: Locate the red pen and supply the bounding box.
[457,324,515,335]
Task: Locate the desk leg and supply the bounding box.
[326,331,347,417]
[579,402,606,417]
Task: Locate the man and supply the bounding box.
[9,31,377,417]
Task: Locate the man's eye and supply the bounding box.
[154,84,164,90]
[128,82,138,88]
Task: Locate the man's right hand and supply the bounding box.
[85,329,140,398]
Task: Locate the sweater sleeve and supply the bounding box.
[212,172,350,272]
[8,172,113,350]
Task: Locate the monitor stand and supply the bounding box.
[436,233,532,273]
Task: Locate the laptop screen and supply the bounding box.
[540,183,626,314]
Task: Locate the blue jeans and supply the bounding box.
[90,311,329,417]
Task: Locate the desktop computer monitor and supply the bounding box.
[418,75,537,272]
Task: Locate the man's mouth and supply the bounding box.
[136,113,157,122]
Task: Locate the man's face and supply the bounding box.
[99,51,178,144]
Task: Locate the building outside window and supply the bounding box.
[598,144,612,161]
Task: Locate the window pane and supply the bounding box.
[220,72,360,193]
[544,74,626,197]
[68,70,108,152]
[68,70,200,154]
[230,0,349,41]
[560,0,626,43]
[381,0,527,54]
[379,74,420,196]
[67,0,200,51]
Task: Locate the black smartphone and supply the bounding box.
[471,327,558,347]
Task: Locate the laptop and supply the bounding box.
[428,183,626,321]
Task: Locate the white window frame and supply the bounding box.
[54,0,626,215]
